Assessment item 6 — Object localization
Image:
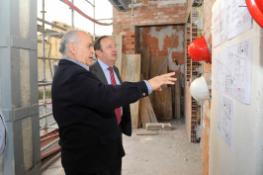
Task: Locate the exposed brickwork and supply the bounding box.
[113,2,188,54]
[139,25,184,58]
[122,31,136,54]
[138,25,185,121]
[172,51,184,64]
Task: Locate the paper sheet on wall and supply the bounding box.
[227,0,252,39]
[212,0,252,47]
[213,40,252,104]
[212,1,228,47]
[216,96,234,148]
[213,51,227,92]
[225,40,252,104]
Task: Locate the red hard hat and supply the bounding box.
[246,0,263,28]
[187,36,211,63]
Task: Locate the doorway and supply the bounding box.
[136,25,185,121]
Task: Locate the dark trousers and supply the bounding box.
[64,170,120,175]
[64,161,121,175]
[64,168,121,175]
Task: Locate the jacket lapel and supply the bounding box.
[113,66,122,83]
[92,61,108,84]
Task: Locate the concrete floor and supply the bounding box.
[42,121,201,175]
[122,121,201,175]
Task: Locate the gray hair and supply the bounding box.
[59,30,84,55]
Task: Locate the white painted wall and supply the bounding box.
[210,1,263,174]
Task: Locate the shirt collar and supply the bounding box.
[97,59,111,71]
[62,57,90,71]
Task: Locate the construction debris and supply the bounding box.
[135,129,159,136]
[145,122,174,130]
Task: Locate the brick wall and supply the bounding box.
[113,2,188,54]
[122,31,135,54]
[137,25,185,120]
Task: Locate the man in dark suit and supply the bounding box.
[90,36,131,175]
[52,30,176,175]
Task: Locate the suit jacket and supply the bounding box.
[90,61,132,136]
[52,59,148,173]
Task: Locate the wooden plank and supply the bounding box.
[139,96,157,127]
[151,86,173,121]
[140,47,151,79]
[114,34,123,73]
[121,54,141,128]
[175,74,181,120]
[185,83,192,142]
[148,54,172,121]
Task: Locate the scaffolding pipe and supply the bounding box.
[96,18,113,21]
[37,18,67,31]
[41,0,48,130]
[93,0,95,38]
[60,0,112,26]
[41,0,46,83]
[38,56,60,61]
[71,0,75,27]
[83,0,95,7]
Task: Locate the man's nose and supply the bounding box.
[90,47,94,53]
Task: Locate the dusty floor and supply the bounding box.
[122,121,201,175]
[42,121,201,175]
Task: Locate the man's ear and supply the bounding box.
[95,50,102,57]
[68,42,76,54]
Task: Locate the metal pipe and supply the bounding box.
[41,0,46,84]
[38,82,52,87]
[96,18,113,21]
[38,102,52,107]
[41,138,59,152]
[38,56,60,61]
[60,0,112,26]
[83,0,95,7]
[40,144,61,160]
[37,18,67,31]
[40,152,61,171]
[41,0,48,130]
[93,0,95,39]
[71,0,75,27]
[40,112,53,120]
